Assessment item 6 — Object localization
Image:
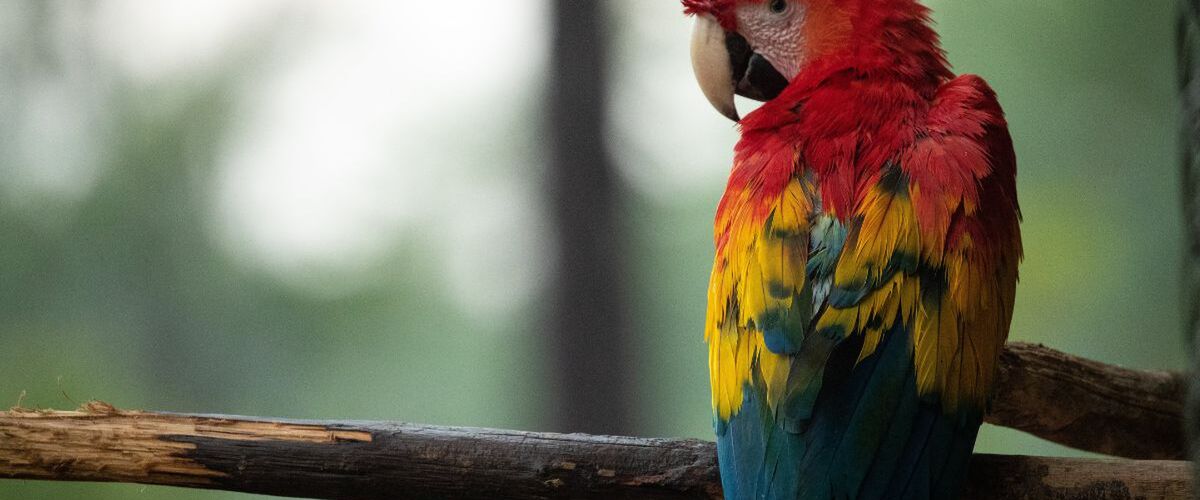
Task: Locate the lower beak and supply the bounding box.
[689,16,789,122]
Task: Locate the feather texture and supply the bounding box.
[700,2,1021,499]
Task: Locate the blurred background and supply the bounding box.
[0,1,1180,498]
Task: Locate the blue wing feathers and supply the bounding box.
[716,323,983,499]
[827,326,916,498]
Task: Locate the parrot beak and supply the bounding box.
[689,15,790,122]
[690,15,739,121]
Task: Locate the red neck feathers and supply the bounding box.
[723,0,952,220]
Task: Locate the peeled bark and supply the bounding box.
[0,403,1191,500]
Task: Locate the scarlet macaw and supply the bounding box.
[681,0,1022,498]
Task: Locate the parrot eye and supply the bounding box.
[768,0,788,14]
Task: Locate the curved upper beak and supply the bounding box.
[690,15,739,121]
[689,15,790,122]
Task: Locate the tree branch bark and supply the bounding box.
[989,343,1187,459]
[0,343,1189,498]
[0,402,1191,500]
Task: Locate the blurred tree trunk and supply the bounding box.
[544,2,635,434]
[1180,0,1200,494]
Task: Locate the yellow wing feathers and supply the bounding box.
[817,172,921,364]
[820,169,1016,413]
[913,234,1018,412]
[707,166,1017,419]
[707,177,814,420]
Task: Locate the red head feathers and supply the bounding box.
[681,0,740,30]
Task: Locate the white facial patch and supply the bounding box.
[735,0,807,80]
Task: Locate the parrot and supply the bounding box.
[680,0,1022,498]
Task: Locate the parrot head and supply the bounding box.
[684,0,908,121]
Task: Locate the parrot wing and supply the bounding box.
[709,74,1019,500]
[707,167,834,499]
[783,73,1021,499]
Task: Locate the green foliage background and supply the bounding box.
[0,1,1181,498]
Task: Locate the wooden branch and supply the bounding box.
[0,403,1191,500]
[988,343,1187,459]
[0,344,1187,497]
[962,455,1191,500]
